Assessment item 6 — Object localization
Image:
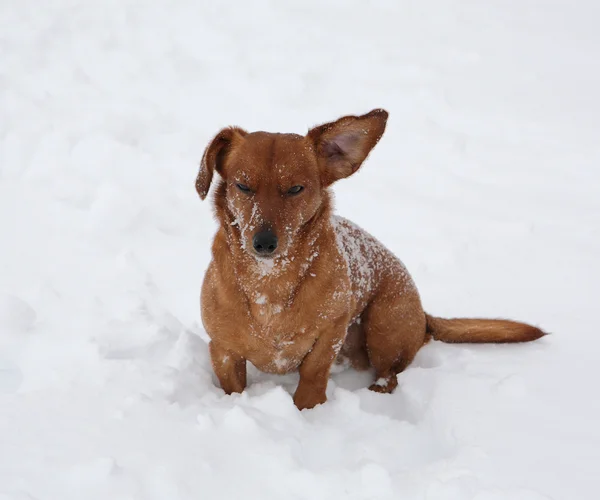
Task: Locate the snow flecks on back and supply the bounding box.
[331,215,416,303]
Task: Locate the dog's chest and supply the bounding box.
[250,293,284,322]
[245,325,314,375]
[241,298,315,374]
[254,337,308,374]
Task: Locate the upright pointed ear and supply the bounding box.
[196,127,247,200]
[307,109,388,187]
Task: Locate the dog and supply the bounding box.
[195,109,545,410]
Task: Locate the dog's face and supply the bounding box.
[196,109,388,260]
[217,133,324,258]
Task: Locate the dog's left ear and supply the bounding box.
[307,109,388,186]
[196,127,247,200]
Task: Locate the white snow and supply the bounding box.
[1,1,599,499]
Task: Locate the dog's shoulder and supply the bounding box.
[329,214,414,300]
[329,214,380,271]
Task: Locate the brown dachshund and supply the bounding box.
[196,109,545,410]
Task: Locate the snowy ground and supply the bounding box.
[1,1,599,499]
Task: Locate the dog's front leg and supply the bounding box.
[293,318,348,410]
[209,341,247,395]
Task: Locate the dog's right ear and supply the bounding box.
[196,127,247,200]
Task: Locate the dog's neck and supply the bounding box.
[215,192,333,308]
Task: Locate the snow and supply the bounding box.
[332,215,415,301]
[1,0,599,499]
[255,294,267,305]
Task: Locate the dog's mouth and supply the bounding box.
[252,250,276,260]
[250,238,293,275]
[251,241,288,260]
[252,251,286,276]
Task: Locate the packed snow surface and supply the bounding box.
[1,1,599,499]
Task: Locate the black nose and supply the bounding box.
[253,230,278,255]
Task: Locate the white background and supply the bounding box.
[1,1,599,499]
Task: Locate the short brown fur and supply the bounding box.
[196,109,546,410]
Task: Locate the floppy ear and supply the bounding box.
[196,127,247,200]
[307,109,388,186]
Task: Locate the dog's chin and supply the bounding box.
[249,246,289,265]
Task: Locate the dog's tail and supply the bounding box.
[425,314,546,344]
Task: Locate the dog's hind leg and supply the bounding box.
[363,288,427,393]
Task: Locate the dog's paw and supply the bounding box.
[293,385,327,410]
[368,375,398,394]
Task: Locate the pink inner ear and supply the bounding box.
[322,131,362,158]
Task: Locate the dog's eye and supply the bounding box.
[287,185,304,195]
[236,183,252,193]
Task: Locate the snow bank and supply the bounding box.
[1,0,599,498]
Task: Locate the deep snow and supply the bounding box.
[1,1,599,499]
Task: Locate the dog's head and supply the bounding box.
[196,109,388,259]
